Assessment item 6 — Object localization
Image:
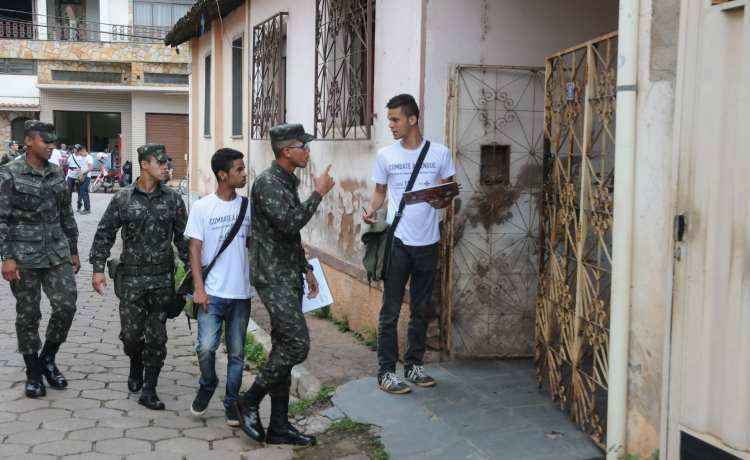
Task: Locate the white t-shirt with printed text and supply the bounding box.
[372,140,456,246]
[184,193,252,299]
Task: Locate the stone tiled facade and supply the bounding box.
[0,40,190,64]
[37,61,189,87]
[0,111,38,152]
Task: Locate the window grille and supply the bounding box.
[314,0,375,140]
[251,13,287,140]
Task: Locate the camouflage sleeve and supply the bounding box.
[0,170,12,259]
[88,193,122,273]
[172,193,190,266]
[254,177,322,236]
[60,179,79,256]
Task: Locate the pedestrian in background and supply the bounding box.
[363,94,456,394]
[49,142,66,167]
[0,121,79,398]
[89,144,190,411]
[185,148,252,427]
[1,141,20,165]
[236,124,334,446]
[66,144,93,214]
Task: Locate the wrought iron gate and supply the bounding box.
[534,32,618,447]
[444,65,545,358]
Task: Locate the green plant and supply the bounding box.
[326,418,390,460]
[332,316,351,333]
[312,306,332,320]
[288,385,336,416]
[352,326,377,350]
[244,333,267,368]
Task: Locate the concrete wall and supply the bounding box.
[131,92,189,177]
[422,0,620,142]
[193,22,217,195]
[0,75,39,106]
[188,2,250,196]
[626,0,681,456]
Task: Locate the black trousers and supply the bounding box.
[377,238,438,375]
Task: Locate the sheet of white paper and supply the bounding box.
[302,258,334,313]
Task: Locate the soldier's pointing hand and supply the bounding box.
[313,165,335,197]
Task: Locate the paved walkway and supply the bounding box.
[333,360,604,460]
[0,193,282,460]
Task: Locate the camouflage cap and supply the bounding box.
[137,144,169,163]
[24,120,58,143]
[269,123,315,144]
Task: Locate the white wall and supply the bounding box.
[422,0,620,142]
[247,0,424,264]
[194,29,216,195]
[100,0,129,26]
[220,4,248,154]
[131,92,189,177]
[0,75,39,105]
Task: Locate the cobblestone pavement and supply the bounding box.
[0,193,287,460]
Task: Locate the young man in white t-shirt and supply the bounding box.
[184,148,252,427]
[363,94,456,394]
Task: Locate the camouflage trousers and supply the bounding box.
[255,278,310,394]
[10,263,77,355]
[118,286,173,369]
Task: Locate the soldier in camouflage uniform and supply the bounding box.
[89,144,189,410]
[235,124,334,446]
[0,140,20,165]
[0,121,79,398]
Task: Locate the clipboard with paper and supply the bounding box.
[402,181,460,205]
[302,258,334,313]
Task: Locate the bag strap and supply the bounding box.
[390,140,430,234]
[202,196,248,277]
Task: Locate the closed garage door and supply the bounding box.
[146,113,188,181]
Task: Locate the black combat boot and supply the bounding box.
[138,367,165,410]
[22,353,46,398]
[235,381,267,443]
[266,388,316,446]
[39,341,67,389]
[127,354,144,393]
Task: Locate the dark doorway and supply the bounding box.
[53,111,121,152]
[11,117,31,144]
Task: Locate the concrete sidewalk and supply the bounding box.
[332,360,604,460]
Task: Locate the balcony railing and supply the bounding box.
[0,18,170,43]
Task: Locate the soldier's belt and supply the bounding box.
[119,262,173,276]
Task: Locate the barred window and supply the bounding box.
[51,70,122,83]
[314,0,375,140]
[251,13,287,140]
[0,59,36,76]
[143,73,188,85]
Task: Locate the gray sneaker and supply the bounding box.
[404,365,436,387]
[378,372,411,394]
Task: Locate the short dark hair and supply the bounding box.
[386,93,420,119]
[211,148,244,179]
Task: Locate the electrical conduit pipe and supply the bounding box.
[608,0,640,458]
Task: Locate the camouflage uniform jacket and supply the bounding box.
[89,180,189,293]
[250,161,322,287]
[0,157,78,269]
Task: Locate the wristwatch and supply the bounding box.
[306,263,314,272]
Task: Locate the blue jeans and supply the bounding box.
[195,296,251,409]
[77,176,90,211]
